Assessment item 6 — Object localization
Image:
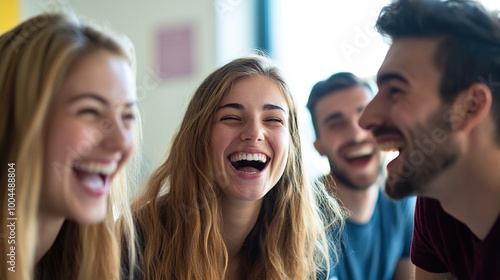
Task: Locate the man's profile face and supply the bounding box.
[359,37,460,199]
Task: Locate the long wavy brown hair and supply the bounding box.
[128,55,345,279]
[0,13,139,280]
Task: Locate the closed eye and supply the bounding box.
[220,116,241,121]
[122,113,136,121]
[78,108,100,116]
[387,87,404,100]
[327,121,345,130]
[265,117,283,124]
[389,87,401,94]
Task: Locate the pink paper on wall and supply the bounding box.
[156,24,194,80]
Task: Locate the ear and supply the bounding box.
[449,83,492,133]
[314,140,325,156]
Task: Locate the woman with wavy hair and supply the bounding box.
[126,55,344,279]
[0,13,140,279]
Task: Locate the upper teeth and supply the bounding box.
[230,153,267,163]
[74,161,117,175]
[378,140,404,152]
[346,146,373,159]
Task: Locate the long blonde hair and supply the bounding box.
[0,13,139,280]
[129,55,344,279]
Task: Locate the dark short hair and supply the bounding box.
[307,72,372,135]
[376,0,500,140]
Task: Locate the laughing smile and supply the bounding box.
[229,152,270,174]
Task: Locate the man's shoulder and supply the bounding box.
[376,189,416,212]
[414,196,447,219]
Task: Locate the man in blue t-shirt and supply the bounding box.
[307,72,415,280]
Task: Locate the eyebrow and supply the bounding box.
[67,93,137,107]
[376,72,410,86]
[263,103,286,113]
[216,103,287,113]
[323,112,343,125]
[322,106,364,125]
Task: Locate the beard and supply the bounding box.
[385,106,459,200]
[330,163,372,191]
[329,154,383,191]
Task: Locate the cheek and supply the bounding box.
[46,119,91,164]
[322,133,342,153]
[210,127,230,159]
[274,130,291,161]
[43,123,78,201]
[393,100,436,127]
[46,120,69,164]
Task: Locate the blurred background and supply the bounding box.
[2,0,499,186]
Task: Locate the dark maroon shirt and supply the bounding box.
[411,197,500,279]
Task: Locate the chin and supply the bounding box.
[70,202,108,224]
[353,174,378,187]
[227,186,270,202]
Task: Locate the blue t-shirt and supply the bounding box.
[327,189,415,280]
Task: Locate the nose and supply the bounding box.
[101,117,134,152]
[240,119,264,142]
[359,93,386,133]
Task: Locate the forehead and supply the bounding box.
[378,37,442,88]
[220,75,289,110]
[59,50,135,102]
[315,86,371,116]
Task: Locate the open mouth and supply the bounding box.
[73,161,117,191]
[229,152,269,173]
[343,146,375,165]
[378,139,405,162]
[373,127,406,155]
[376,134,406,172]
[378,140,405,153]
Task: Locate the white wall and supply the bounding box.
[215,0,257,65]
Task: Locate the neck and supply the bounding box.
[434,172,500,240]
[36,213,65,263]
[333,178,380,224]
[221,197,262,259]
[441,194,499,240]
[430,142,500,240]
